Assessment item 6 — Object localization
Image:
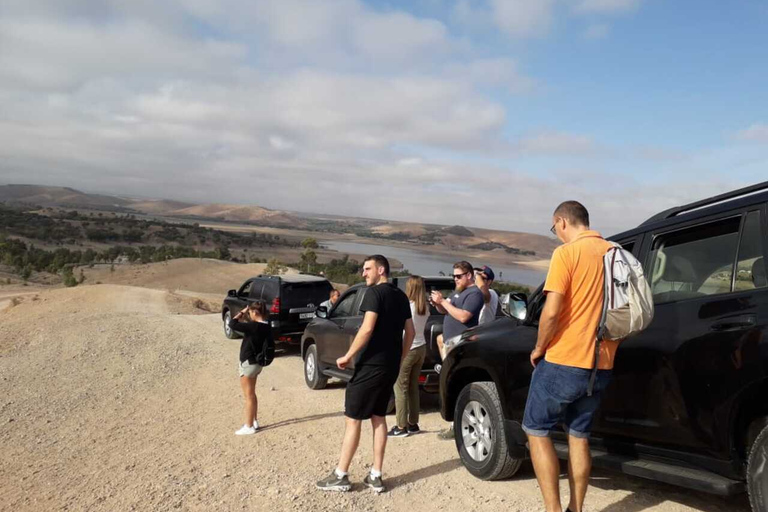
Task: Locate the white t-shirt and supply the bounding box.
[409,301,428,349]
[478,289,499,325]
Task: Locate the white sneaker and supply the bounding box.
[253,421,260,430]
[235,425,257,436]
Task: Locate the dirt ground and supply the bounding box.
[0,262,751,511]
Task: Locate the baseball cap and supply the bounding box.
[473,265,495,281]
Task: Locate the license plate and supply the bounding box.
[300,312,315,319]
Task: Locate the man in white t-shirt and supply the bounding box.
[474,266,499,325]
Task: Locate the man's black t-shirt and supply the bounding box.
[356,282,412,370]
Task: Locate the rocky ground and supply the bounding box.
[0,262,751,511]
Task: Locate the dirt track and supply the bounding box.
[0,269,752,511]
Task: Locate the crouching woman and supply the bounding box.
[230,301,273,435]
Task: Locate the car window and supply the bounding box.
[331,291,358,318]
[283,282,333,309]
[238,280,253,297]
[262,281,279,302]
[735,210,767,292]
[249,282,264,299]
[648,216,741,304]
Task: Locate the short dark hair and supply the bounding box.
[453,261,473,275]
[554,201,590,228]
[330,289,340,296]
[365,254,390,276]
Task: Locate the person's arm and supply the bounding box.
[530,292,564,367]
[337,311,378,369]
[440,300,474,324]
[430,290,447,314]
[229,317,261,333]
[402,318,415,363]
[476,274,491,304]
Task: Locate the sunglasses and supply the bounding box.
[550,218,560,236]
[453,271,470,280]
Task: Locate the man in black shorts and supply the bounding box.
[316,255,415,494]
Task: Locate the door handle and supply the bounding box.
[711,314,757,332]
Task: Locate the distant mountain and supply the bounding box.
[0,184,557,257]
[0,184,133,210]
[0,184,304,227]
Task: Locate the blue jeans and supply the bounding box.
[522,359,612,439]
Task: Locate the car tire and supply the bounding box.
[747,421,768,510]
[223,310,240,339]
[454,381,523,481]
[304,345,328,390]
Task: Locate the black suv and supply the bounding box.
[439,181,768,510]
[300,276,455,393]
[222,274,333,343]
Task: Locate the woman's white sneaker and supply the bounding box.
[235,425,257,436]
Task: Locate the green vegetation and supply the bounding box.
[491,281,532,294]
[264,258,287,276]
[0,204,298,250]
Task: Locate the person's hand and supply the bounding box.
[530,346,545,368]
[337,354,352,370]
[430,290,444,305]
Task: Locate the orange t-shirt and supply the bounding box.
[543,230,617,370]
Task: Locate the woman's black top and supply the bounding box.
[231,319,272,365]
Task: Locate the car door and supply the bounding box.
[594,207,768,460]
[319,289,360,367]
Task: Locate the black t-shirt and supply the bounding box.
[232,320,272,365]
[356,282,412,370]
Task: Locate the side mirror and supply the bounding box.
[227,289,237,297]
[501,292,528,321]
[316,306,328,319]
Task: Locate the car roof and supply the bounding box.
[611,182,768,241]
[256,274,329,284]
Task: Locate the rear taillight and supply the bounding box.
[270,298,280,314]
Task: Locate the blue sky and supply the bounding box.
[0,0,766,236]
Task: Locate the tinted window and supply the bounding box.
[262,281,279,302]
[238,280,253,296]
[735,210,767,291]
[283,281,333,309]
[332,291,358,317]
[648,216,741,304]
[249,282,264,299]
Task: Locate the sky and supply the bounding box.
[1,0,767,236]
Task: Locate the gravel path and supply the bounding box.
[0,284,750,511]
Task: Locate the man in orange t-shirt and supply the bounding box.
[522,201,614,512]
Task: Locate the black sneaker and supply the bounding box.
[387,426,409,438]
[437,425,454,440]
[316,470,351,492]
[406,424,420,434]
[363,474,385,493]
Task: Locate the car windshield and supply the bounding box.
[283,282,334,309]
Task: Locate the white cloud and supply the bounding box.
[573,0,641,14]
[490,0,556,38]
[736,123,768,143]
[516,131,598,155]
[445,58,537,93]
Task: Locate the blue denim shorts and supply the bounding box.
[522,359,612,439]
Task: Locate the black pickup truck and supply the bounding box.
[300,276,454,393]
[439,181,768,511]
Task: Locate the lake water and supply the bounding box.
[321,240,547,287]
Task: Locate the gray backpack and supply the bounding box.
[588,242,654,394]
